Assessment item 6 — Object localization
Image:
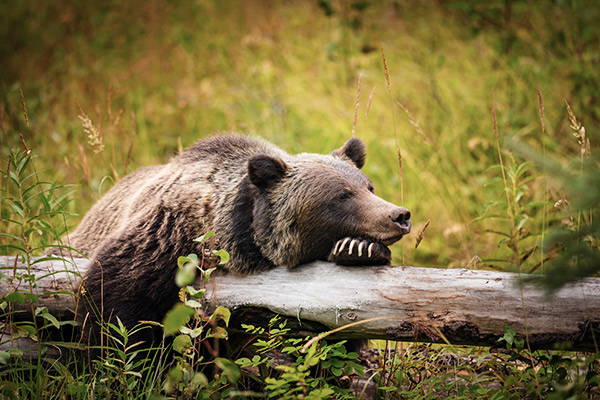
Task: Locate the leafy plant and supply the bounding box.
[236,315,364,399]
[515,150,600,292]
[477,158,546,271]
[160,235,236,398]
[0,110,83,398]
[88,318,161,398]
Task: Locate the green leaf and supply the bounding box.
[210,306,231,327]
[206,326,228,339]
[41,313,60,329]
[303,343,319,368]
[186,286,206,299]
[194,231,215,243]
[0,351,10,365]
[180,326,203,338]
[310,388,335,398]
[190,372,208,389]
[5,292,26,305]
[34,306,48,315]
[167,364,184,387]
[19,324,37,336]
[346,360,365,377]
[116,317,126,333]
[163,304,196,335]
[485,229,510,238]
[484,176,504,188]
[175,262,197,287]
[9,203,24,217]
[516,216,529,231]
[15,153,31,175]
[177,253,198,268]
[172,334,192,354]
[499,326,516,350]
[184,299,203,308]
[203,267,217,283]
[214,249,230,265]
[1,244,26,253]
[524,201,553,209]
[35,307,60,329]
[0,233,25,243]
[215,357,240,383]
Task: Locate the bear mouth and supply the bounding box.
[379,234,406,246]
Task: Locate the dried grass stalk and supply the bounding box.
[397,101,429,143]
[381,48,391,93]
[77,104,104,154]
[537,88,545,134]
[397,149,403,178]
[365,86,376,123]
[352,74,362,137]
[19,89,29,129]
[415,219,431,249]
[19,133,31,155]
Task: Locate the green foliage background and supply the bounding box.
[1,0,599,270]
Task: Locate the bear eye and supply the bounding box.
[338,190,354,201]
[367,184,375,193]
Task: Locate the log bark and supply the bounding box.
[2,256,599,351]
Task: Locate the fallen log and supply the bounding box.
[1,256,599,352]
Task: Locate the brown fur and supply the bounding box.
[65,134,411,351]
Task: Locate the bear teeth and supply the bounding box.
[358,241,364,257]
[368,243,374,258]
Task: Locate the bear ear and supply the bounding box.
[331,137,366,169]
[248,155,288,189]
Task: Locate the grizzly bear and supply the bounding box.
[67,135,411,353]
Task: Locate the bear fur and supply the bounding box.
[66,134,411,352]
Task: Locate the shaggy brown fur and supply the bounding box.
[65,135,411,352]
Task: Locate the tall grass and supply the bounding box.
[1,1,597,270]
[1,2,599,396]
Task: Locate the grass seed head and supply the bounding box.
[78,105,104,154]
[564,99,586,150]
[397,149,403,177]
[415,219,431,249]
[19,88,29,129]
[381,48,391,93]
[537,88,545,133]
[19,133,31,155]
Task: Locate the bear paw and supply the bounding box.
[328,237,392,266]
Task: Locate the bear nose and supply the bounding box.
[390,207,411,226]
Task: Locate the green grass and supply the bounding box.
[1,0,599,398]
[1,1,598,269]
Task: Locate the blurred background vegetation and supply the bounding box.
[1,0,599,274]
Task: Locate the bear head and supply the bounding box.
[247,137,412,268]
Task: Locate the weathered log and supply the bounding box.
[1,256,599,351]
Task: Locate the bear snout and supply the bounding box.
[390,207,412,234]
